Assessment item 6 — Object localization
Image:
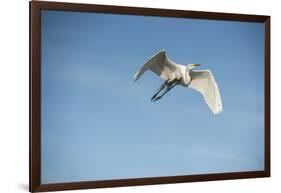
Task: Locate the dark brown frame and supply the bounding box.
[30,1,270,192]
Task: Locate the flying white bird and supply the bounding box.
[134,50,222,114]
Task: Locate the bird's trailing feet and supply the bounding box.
[151,80,177,102]
[150,80,168,101]
[151,95,163,102]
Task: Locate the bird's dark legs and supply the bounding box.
[159,83,177,98]
[150,80,168,101]
[151,80,177,102]
[152,83,176,101]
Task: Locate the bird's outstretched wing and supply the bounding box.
[134,50,180,81]
[189,70,222,114]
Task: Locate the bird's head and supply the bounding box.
[186,63,201,70]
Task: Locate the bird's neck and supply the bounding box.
[184,67,191,85]
[186,65,195,71]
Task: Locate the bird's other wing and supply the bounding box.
[134,50,179,81]
[189,70,222,114]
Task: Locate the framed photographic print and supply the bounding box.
[30,1,270,192]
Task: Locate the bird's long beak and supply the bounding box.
[194,64,201,67]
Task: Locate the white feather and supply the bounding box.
[189,70,222,114]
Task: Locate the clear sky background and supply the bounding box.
[41,10,265,184]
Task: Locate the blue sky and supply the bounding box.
[41,10,265,184]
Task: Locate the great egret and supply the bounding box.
[133,50,222,114]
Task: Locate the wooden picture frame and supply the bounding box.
[30,1,270,192]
